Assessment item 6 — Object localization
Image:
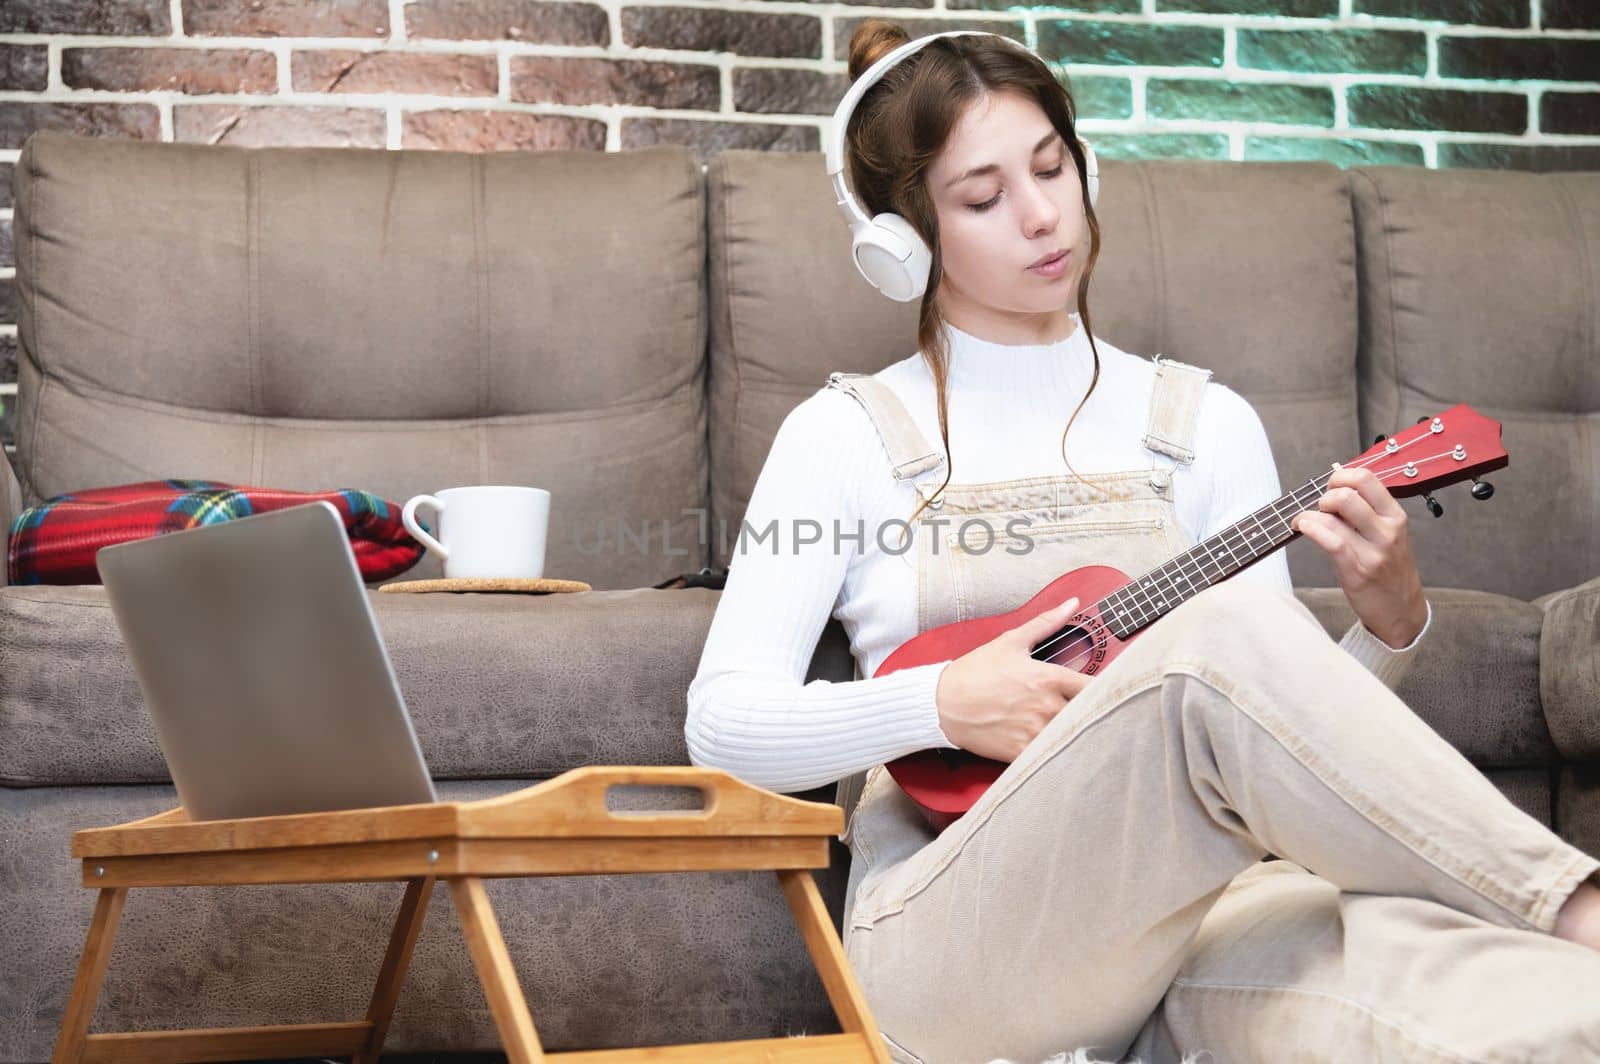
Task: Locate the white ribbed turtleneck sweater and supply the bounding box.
[685,319,1431,794]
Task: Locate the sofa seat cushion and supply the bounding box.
[1295,586,1557,768]
[0,582,1559,786]
[0,585,721,786]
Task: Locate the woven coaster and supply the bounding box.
[380,577,592,595]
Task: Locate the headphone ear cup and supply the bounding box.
[852,212,932,303]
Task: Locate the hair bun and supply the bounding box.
[847,19,911,83]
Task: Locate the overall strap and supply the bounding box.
[825,371,946,481]
[1141,354,1213,465]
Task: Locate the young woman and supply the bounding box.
[686,20,1600,1064]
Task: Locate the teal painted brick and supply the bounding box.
[1541,91,1600,136]
[1544,0,1600,29]
[1353,0,1527,28]
[951,0,1137,12]
[1087,132,1230,159]
[1148,78,1334,126]
[1238,28,1426,76]
[1439,142,1600,170]
[1056,72,1135,119]
[1439,36,1600,83]
[1158,0,1336,15]
[1349,84,1525,133]
[1037,20,1223,68]
[1245,135,1425,165]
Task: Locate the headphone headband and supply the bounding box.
[825,30,1011,227]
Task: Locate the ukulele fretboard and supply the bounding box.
[1094,470,1338,639]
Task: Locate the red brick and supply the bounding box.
[0,46,47,92]
[183,0,388,38]
[294,51,497,96]
[733,68,847,116]
[0,102,160,150]
[834,16,1024,58]
[402,110,607,151]
[174,104,386,147]
[510,57,719,110]
[621,117,817,164]
[63,48,278,94]
[623,7,820,59]
[0,0,170,35]
[407,0,609,45]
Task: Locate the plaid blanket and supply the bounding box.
[6,480,427,586]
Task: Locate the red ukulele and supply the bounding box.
[874,404,1508,833]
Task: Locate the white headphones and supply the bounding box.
[824,30,1100,303]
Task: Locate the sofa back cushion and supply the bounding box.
[11,131,708,590]
[707,151,1359,589]
[1350,166,1599,601]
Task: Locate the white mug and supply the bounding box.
[401,485,551,580]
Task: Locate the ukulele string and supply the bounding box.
[1023,439,1443,671]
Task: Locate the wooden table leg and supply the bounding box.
[777,869,892,1063]
[52,887,128,1064]
[449,876,545,1064]
[353,875,434,1064]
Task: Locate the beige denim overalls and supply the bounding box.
[817,355,1600,1064]
[824,352,1211,941]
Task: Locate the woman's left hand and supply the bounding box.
[1290,465,1429,649]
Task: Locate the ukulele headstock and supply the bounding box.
[1343,403,1507,505]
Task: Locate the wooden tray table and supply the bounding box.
[53,765,890,1064]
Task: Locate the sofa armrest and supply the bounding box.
[1294,586,1555,769]
[1537,576,1600,762]
[0,445,19,588]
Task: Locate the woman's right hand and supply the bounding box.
[934,596,1093,764]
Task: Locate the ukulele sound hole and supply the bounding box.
[1031,622,1098,672]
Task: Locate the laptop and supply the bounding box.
[96,500,439,821]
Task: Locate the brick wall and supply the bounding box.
[1,0,1598,450]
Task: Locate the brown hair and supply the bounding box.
[844,20,1107,526]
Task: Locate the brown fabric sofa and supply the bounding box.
[1,129,1596,1059]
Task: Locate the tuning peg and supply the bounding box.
[1373,433,1388,445]
[1422,493,1443,518]
[1470,477,1494,501]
